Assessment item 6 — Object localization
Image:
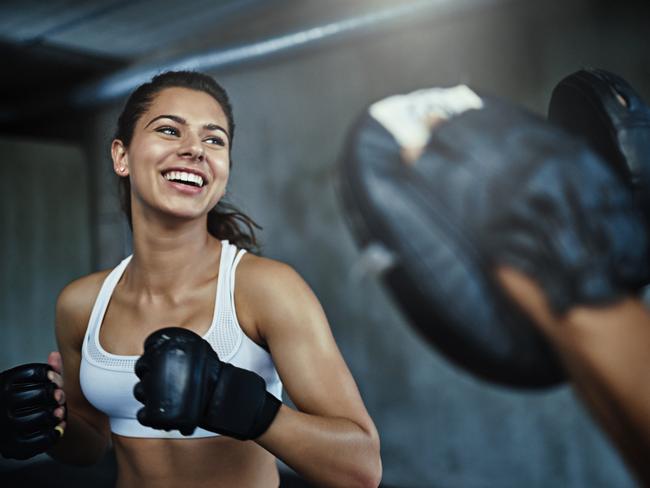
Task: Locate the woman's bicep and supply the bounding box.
[257,264,375,433]
[55,283,110,438]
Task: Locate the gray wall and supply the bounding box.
[0,137,91,372]
[216,4,645,485]
[2,0,648,486]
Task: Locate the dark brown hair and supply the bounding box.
[113,71,260,251]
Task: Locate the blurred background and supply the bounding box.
[1,0,649,486]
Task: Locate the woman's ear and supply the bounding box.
[111,139,130,176]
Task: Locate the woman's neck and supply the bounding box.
[125,214,221,299]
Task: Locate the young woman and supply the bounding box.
[14,71,381,487]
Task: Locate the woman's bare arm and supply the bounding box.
[47,274,112,466]
[236,255,382,488]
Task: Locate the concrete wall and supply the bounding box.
[213,3,645,486]
[0,137,91,371]
[2,0,648,486]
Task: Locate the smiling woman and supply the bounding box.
[0,71,382,488]
[112,86,233,234]
[111,72,260,251]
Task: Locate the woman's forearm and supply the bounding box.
[47,411,110,466]
[256,405,382,488]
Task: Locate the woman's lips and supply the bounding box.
[163,176,205,195]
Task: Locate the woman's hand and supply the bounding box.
[47,351,67,437]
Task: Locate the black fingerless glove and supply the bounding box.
[0,363,62,460]
[134,327,281,440]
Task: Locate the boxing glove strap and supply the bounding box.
[249,392,281,440]
[202,363,281,440]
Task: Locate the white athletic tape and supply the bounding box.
[369,85,484,152]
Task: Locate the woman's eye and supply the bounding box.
[157,126,179,136]
[205,136,226,146]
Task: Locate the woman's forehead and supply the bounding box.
[144,87,228,125]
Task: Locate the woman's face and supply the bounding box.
[113,86,231,223]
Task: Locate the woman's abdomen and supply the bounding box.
[113,434,279,488]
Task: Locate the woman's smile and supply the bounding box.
[161,167,208,196]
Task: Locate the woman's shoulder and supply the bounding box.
[56,269,112,332]
[237,253,305,293]
[236,253,321,321]
[235,253,330,344]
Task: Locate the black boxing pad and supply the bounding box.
[338,91,649,388]
[549,68,650,228]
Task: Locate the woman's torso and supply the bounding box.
[78,240,281,487]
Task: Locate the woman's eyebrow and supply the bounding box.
[145,114,229,138]
[145,114,185,128]
[204,122,229,137]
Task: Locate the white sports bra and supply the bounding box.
[79,240,283,439]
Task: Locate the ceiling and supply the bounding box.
[0,0,467,139]
[0,0,306,138]
[0,0,646,140]
[0,0,275,59]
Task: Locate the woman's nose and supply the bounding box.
[178,133,204,161]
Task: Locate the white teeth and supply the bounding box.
[163,171,204,187]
